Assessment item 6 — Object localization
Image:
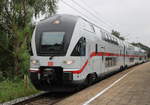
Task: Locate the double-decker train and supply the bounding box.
[29,14,147,91]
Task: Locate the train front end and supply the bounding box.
[29,15,81,91]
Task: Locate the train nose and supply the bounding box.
[29,67,73,91]
[42,67,73,82]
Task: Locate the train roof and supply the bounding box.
[37,14,143,51]
[38,14,78,27]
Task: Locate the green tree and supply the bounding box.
[112,30,125,40]
[0,0,58,79]
[131,42,150,57]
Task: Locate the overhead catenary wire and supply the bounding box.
[61,0,111,31]
[61,0,142,45]
[61,0,90,19]
[80,0,116,29]
[71,0,129,40]
[70,0,114,30]
[79,0,133,40]
[61,0,107,29]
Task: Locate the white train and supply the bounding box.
[29,14,147,91]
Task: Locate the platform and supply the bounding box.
[55,62,150,105]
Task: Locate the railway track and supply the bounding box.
[14,92,73,105]
[13,70,124,105]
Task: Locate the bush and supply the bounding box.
[0,79,39,103]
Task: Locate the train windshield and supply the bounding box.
[40,32,65,55]
[41,32,65,46]
[35,15,78,56]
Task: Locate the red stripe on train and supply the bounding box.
[64,51,144,74]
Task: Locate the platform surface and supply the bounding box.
[55,62,150,105]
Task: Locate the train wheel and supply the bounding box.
[125,65,128,69]
[120,66,124,71]
[86,73,98,86]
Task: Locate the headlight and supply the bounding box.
[31,60,39,65]
[63,60,74,65]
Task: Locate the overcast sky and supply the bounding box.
[57,0,150,47]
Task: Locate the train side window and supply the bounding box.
[71,37,86,56]
[101,32,106,40]
[105,57,117,67]
[106,34,110,41]
[111,36,114,43]
[116,39,119,45]
[108,35,111,42]
[130,58,134,62]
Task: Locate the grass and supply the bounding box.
[0,79,39,103]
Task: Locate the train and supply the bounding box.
[29,14,148,92]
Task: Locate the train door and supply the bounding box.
[100,45,105,74]
[92,43,104,76]
[93,44,101,75]
[80,37,87,78]
[123,45,126,66]
[101,46,106,73]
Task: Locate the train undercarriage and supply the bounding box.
[29,67,84,92]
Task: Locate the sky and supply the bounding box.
[56,0,150,47]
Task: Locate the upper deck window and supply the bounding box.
[107,34,111,42]
[90,24,95,32]
[101,31,106,40]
